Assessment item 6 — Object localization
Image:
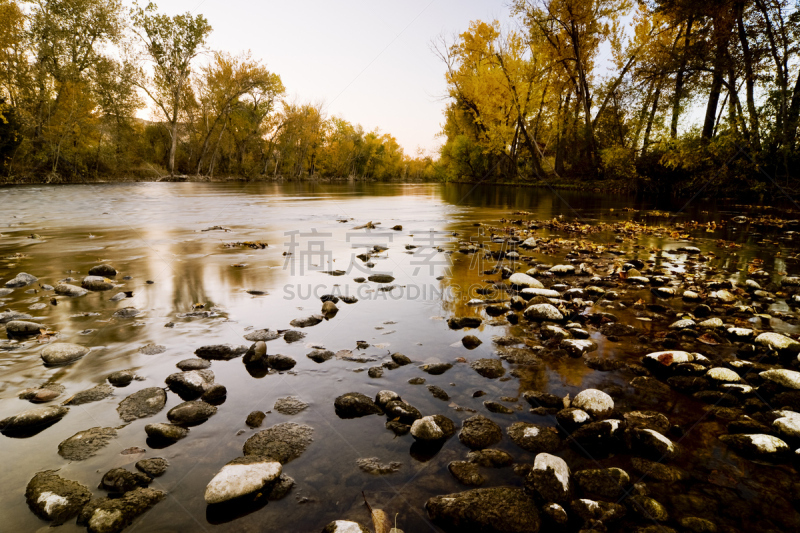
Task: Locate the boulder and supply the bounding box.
[99,468,151,493]
[41,343,89,366]
[334,392,383,418]
[507,422,561,453]
[136,458,169,477]
[426,487,540,533]
[529,453,571,502]
[268,354,297,370]
[755,332,800,353]
[204,456,282,504]
[244,329,280,342]
[629,428,678,460]
[25,471,91,525]
[459,415,502,449]
[117,387,167,422]
[571,389,614,417]
[760,369,800,390]
[242,422,314,464]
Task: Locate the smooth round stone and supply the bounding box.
[167,401,217,426]
[755,332,800,353]
[523,304,564,321]
[41,343,89,366]
[706,367,741,383]
[759,369,800,390]
[1,405,69,434]
[5,272,37,288]
[6,320,45,336]
[509,273,544,289]
[774,417,800,439]
[54,283,88,297]
[81,276,114,291]
[204,456,282,504]
[571,389,614,417]
[88,264,117,277]
[698,318,723,328]
[669,319,696,329]
[144,423,188,441]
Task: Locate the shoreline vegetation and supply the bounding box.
[2,1,800,197]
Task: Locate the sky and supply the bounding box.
[140,0,513,157]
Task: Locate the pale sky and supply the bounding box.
[146,1,512,156]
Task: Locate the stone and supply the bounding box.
[630,457,687,482]
[629,428,678,460]
[307,349,335,363]
[321,521,371,533]
[195,344,247,360]
[290,315,324,328]
[385,400,422,424]
[573,467,629,499]
[136,458,169,477]
[246,411,266,427]
[428,385,450,401]
[283,330,306,343]
[274,396,308,415]
[0,310,32,323]
[140,344,165,356]
[755,332,800,353]
[529,453,571,502]
[680,517,718,533]
[507,422,561,453]
[144,423,188,442]
[623,411,670,433]
[411,415,456,441]
[719,433,790,458]
[471,358,505,378]
[6,272,38,287]
[524,304,564,321]
[705,367,741,383]
[462,335,482,349]
[467,449,514,467]
[89,264,117,277]
[202,384,227,402]
[25,471,91,525]
[19,383,64,403]
[628,495,669,521]
[569,498,626,523]
[448,461,485,486]
[321,300,338,317]
[447,316,482,329]
[80,487,165,533]
[523,390,563,409]
[561,339,597,357]
[421,362,453,375]
[426,487,540,533]
[167,400,217,426]
[6,320,45,336]
[54,283,88,297]
[58,427,117,461]
[0,405,68,435]
[521,288,560,299]
[108,370,138,387]
[375,390,401,408]
[204,456,282,504]
[165,370,214,398]
[82,276,114,291]
[242,422,314,464]
[392,352,411,365]
[41,342,89,366]
[571,389,614,417]
[243,341,268,366]
[710,289,736,303]
[760,369,800,390]
[268,354,297,370]
[509,273,544,289]
[243,328,280,342]
[63,384,114,406]
[549,264,575,275]
[177,358,211,371]
[334,392,383,418]
[117,387,167,422]
[99,468,151,493]
[459,415,503,449]
[356,457,402,475]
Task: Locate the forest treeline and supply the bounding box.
[436,0,800,195]
[0,0,435,182]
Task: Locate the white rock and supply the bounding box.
[706,367,741,383]
[533,452,570,493]
[774,417,800,439]
[710,290,736,303]
[669,319,696,329]
[509,273,543,289]
[682,290,700,300]
[644,351,699,366]
[755,332,800,352]
[549,265,575,275]
[521,237,537,248]
[521,288,560,299]
[571,389,614,417]
[727,327,754,339]
[411,416,444,441]
[749,434,790,454]
[523,304,563,321]
[759,369,800,390]
[698,318,723,328]
[204,458,282,504]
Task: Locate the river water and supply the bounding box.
[0,182,797,532]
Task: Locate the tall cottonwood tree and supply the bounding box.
[132,2,211,175]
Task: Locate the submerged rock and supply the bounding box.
[426,487,540,533]
[290,315,323,328]
[79,487,165,533]
[63,384,114,406]
[144,423,188,442]
[243,422,314,464]
[449,461,485,486]
[459,415,502,449]
[136,458,169,477]
[117,387,167,422]
[25,471,91,525]
[274,396,309,415]
[204,456,282,504]
[6,320,45,336]
[573,467,630,499]
[471,358,505,379]
[99,468,151,493]
[356,457,403,475]
[244,329,281,342]
[54,283,88,297]
[58,427,117,461]
[507,422,562,453]
[195,344,247,360]
[0,405,68,435]
[334,392,383,418]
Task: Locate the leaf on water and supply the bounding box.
[657,352,674,366]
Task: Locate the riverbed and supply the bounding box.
[0,182,798,533]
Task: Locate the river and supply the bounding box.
[0,182,798,532]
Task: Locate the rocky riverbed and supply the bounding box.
[1,182,800,532]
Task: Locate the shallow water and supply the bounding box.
[0,182,797,532]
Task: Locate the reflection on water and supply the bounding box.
[0,182,795,532]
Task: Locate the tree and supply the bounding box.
[132,2,211,175]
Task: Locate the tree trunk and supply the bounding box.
[642,84,661,156]
[736,4,760,148]
[671,17,693,139]
[703,70,724,140]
